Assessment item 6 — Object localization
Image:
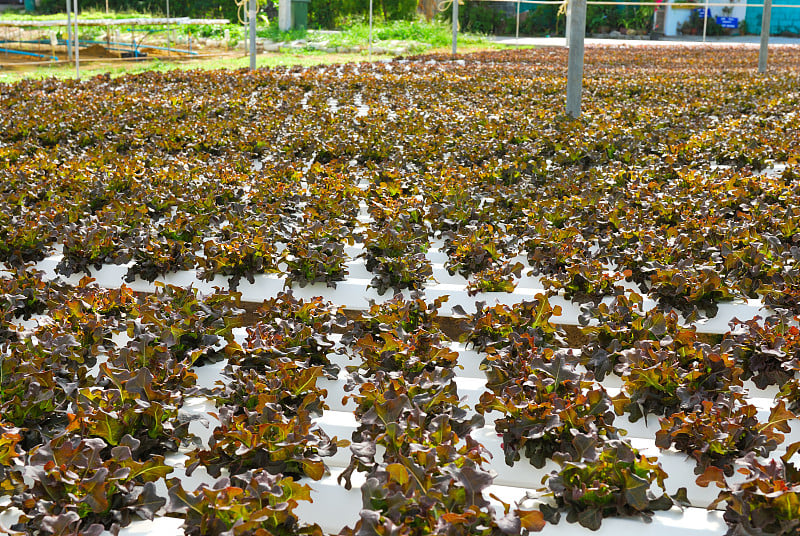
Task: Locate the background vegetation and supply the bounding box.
[25,0,655,35]
[441,0,654,36]
[35,0,276,20]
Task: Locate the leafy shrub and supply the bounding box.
[612,342,743,422]
[518,5,562,35]
[10,434,171,535]
[167,470,323,536]
[455,296,564,354]
[578,294,691,381]
[235,313,343,377]
[129,284,242,366]
[0,424,23,496]
[187,404,341,480]
[344,457,545,536]
[362,217,433,295]
[723,313,800,389]
[215,365,329,417]
[699,449,800,536]
[478,351,620,468]
[340,368,484,488]
[440,0,511,34]
[467,261,524,296]
[655,396,792,476]
[281,222,352,288]
[0,268,52,321]
[68,364,194,457]
[343,294,449,346]
[541,440,675,530]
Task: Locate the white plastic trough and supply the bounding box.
[31,250,770,334]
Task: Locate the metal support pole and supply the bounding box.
[702,0,709,42]
[565,0,586,117]
[565,0,572,47]
[369,0,373,59]
[66,0,73,61]
[452,0,458,55]
[73,0,80,79]
[106,0,110,50]
[166,0,170,57]
[516,0,521,41]
[758,0,772,72]
[249,0,257,70]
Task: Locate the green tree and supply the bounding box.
[309,0,418,29]
[36,0,275,21]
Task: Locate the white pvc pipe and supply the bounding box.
[65,0,73,61]
[249,0,257,70]
[369,0,373,59]
[73,0,79,79]
[452,0,459,55]
[165,0,170,56]
[702,0,709,42]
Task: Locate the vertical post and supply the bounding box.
[652,6,659,36]
[244,9,249,56]
[565,0,586,117]
[166,0,170,57]
[565,0,572,47]
[516,0,521,41]
[105,0,110,50]
[758,0,772,72]
[451,0,458,55]
[702,0,709,42]
[73,0,79,79]
[249,0,257,70]
[279,0,291,32]
[369,0,374,59]
[66,0,73,61]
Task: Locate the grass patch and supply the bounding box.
[330,18,488,48]
[1,10,488,47]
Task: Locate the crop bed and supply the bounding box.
[2,46,800,536]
